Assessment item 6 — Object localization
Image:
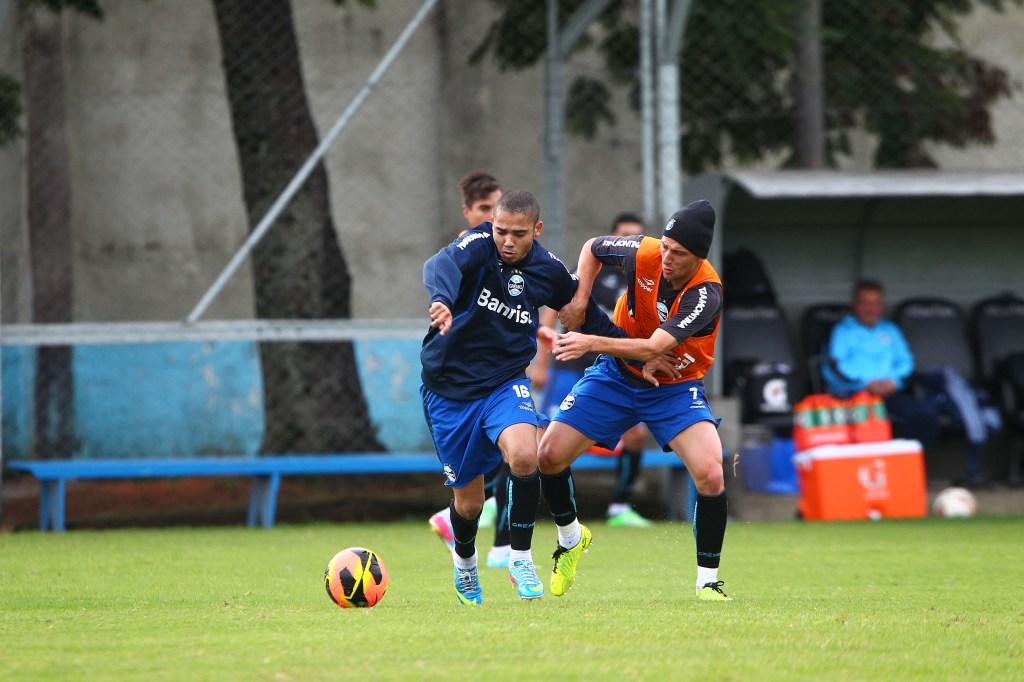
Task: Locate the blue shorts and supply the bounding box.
[552,355,720,452]
[539,366,585,418]
[421,377,543,488]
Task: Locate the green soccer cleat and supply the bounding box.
[478,496,498,529]
[606,508,653,528]
[696,580,732,601]
[549,525,592,597]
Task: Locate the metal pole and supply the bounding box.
[558,0,614,56]
[796,0,825,168]
[543,0,564,258]
[655,0,676,224]
[542,0,613,257]
[656,0,692,224]
[187,0,440,323]
[640,0,656,226]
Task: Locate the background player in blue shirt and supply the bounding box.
[421,190,649,604]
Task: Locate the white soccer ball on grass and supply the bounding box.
[931,487,977,518]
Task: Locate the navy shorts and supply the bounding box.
[552,355,720,451]
[421,377,543,488]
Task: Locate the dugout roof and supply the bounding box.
[685,169,1024,394]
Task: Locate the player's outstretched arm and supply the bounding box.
[554,328,678,363]
[558,238,601,330]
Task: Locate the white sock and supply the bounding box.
[509,549,533,565]
[489,544,510,556]
[696,566,718,590]
[607,503,629,516]
[557,519,582,549]
[453,551,477,570]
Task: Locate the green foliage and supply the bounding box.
[0,75,22,144]
[1,519,1023,677]
[566,76,616,138]
[472,0,1022,170]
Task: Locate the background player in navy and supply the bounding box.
[428,171,516,570]
[421,190,630,604]
[535,212,655,527]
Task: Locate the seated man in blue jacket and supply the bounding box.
[824,279,939,448]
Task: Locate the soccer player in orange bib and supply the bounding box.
[537,200,732,601]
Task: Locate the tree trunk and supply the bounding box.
[22,6,75,459]
[211,0,382,453]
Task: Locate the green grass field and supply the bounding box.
[2,518,1023,680]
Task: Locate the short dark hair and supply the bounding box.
[458,171,501,208]
[495,190,541,224]
[612,211,644,232]
[853,278,884,298]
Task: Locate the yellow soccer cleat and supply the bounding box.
[696,580,733,601]
[550,525,592,597]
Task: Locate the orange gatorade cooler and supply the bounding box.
[795,439,926,521]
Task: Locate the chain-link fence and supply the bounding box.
[2,0,1023,461]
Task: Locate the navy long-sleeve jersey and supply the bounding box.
[422,224,623,400]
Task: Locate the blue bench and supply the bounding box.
[7,452,691,532]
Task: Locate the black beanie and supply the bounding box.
[662,200,715,259]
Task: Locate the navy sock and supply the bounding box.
[612,448,642,504]
[541,467,578,526]
[693,492,727,568]
[493,465,511,547]
[448,502,479,560]
[507,471,540,551]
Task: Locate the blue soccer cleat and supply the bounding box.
[453,564,483,605]
[508,558,544,600]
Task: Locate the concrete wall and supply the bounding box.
[3,1,1021,323]
[437,0,646,259]
[295,2,443,318]
[63,1,254,321]
[927,3,1024,169]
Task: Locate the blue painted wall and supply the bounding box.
[1,339,432,459]
[2,346,35,458]
[353,339,433,452]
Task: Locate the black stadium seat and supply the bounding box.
[972,293,1024,482]
[894,298,973,379]
[722,304,799,430]
[799,303,849,394]
[894,297,978,462]
[971,293,1024,384]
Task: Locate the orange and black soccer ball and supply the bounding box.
[324,547,389,608]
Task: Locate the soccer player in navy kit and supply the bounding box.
[427,171,517,570]
[421,190,631,604]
